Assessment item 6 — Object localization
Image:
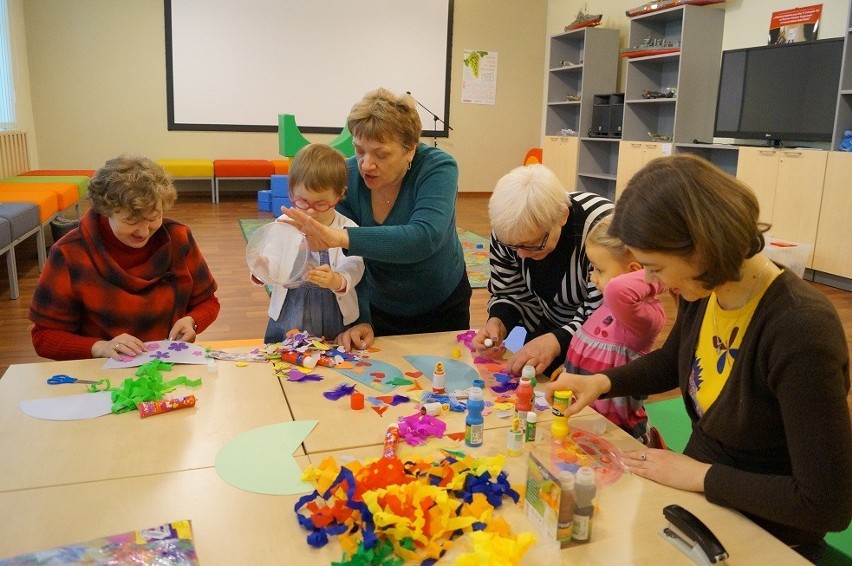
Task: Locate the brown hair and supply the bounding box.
[347,87,422,151]
[87,155,176,220]
[609,154,769,289]
[288,144,347,197]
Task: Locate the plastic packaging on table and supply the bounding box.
[382,422,401,458]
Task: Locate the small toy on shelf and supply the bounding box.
[565,8,602,31]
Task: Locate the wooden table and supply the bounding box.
[0,335,808,564]
[0,352,295,492]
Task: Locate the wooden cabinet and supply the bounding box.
[542,136,579,189]
[736,147,828,267]
[814,152,852,279]
[615,141,667,198]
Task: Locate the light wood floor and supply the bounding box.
[2,191,851,415]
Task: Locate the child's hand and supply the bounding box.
[307,264,342,290]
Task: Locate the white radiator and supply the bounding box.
[0,130,29,178]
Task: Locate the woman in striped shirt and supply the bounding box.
[472,164,613,376]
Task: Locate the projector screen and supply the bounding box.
[165,0,453,135]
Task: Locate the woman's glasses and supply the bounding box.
[291,197,340,212]
[500,231,550,252]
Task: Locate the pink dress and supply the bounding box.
[564,270,666,439]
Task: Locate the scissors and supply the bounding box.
[47,374,99,385]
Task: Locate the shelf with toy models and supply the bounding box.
[620,4,724,144]
[545,27,618,137]
[543,26,618,195]
[831,2,852,147]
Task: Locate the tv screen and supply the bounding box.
[714,39,844,145]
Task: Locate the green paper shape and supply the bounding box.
[215,420,317,495]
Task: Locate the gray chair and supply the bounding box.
[0,203,42,300]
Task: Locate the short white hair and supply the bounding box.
[488,164,570,242]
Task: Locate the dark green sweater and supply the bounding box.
[338,143,465,324]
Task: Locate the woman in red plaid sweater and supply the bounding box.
[28,156,220,361]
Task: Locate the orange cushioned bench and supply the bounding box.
[213,159,274,204]
[0,182,79,217]
[156,159,215,203]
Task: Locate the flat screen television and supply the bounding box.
[714,38,844,146]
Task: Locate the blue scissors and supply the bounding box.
[47,374,99,385]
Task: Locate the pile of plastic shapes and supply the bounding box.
[294,452,535,565]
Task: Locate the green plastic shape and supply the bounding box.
[278,114,354,158]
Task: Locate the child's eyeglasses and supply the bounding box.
[291,197,340,212]
[500,231,550,252]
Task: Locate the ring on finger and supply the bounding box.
[114,343,121,351]
[640,453,647,461]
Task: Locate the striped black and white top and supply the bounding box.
[487,191,614,359]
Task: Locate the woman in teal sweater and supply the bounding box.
[280,88,470,350]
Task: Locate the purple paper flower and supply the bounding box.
[151,351,171,360]
[168,342,190,352]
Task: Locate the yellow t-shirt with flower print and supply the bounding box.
[689,271,781,416]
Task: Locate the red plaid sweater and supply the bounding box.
[29,210,220,360]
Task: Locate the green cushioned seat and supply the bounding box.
[2,175,89,198]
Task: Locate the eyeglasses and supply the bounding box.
[291,197,340,212]
[500,231,550,252]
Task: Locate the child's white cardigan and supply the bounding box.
[267,211,364,325]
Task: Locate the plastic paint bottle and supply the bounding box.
[551,390,572,439]
[525,411,538,442]
[465,387,485,447]
[515,376,534,431]
[557,470,576,546]
[432,362,446,394]
[521,363,537,388]
[572,466,597,543]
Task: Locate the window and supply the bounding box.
[0,0,15,129]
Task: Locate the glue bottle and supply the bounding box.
[506,416,524,456]
[524,411,538,443]
[465,386,485,447]
[432,362,446,394]
[572,466,597,543]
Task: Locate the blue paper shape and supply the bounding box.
[403,355,480,393]
[503,326,527,353]
[332,358,402,393]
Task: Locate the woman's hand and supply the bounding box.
[504,332,561,375]
[92,333,146,360]
[622,449,709,493]
[543,371,610,417]
[307,265,342,291]
[336,323,374,351]
[471,317,507,358]
[278,207,348,251]
[169,317,198,342]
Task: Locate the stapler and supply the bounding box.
[659,504,729,565]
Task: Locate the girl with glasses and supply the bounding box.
[259,144,364,343]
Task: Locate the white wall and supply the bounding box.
[13,0,548,193]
